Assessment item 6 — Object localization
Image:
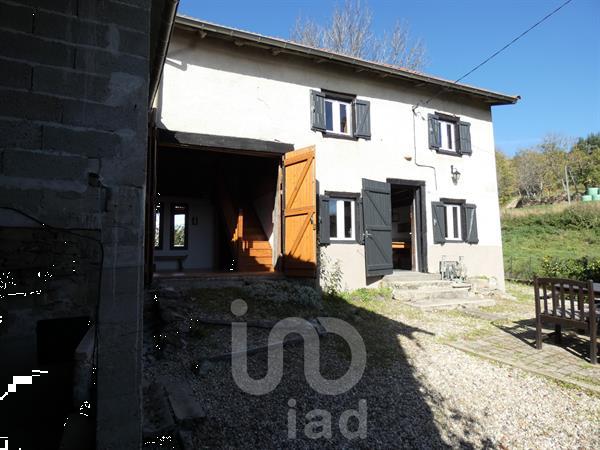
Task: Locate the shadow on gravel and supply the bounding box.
[143,284,495,449]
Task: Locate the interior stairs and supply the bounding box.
[381,272,495,310]
[236,205,273,272]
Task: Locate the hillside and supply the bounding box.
[501,202,600,280]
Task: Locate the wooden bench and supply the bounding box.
[534,277,599,364]
[154,254,187,272]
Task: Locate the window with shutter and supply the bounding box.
[310,89,371,140]
[429,113,472,157]
[318,195,330,245]
[433,200,479,245]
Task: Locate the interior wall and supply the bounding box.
[154,196,214,271]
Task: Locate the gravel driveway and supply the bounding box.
[143,283,600,449]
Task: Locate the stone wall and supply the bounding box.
[0,1,151,448]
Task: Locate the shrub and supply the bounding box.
[540,256,600,281]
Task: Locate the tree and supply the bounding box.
[569,133,600,191]
[513,149,548,203]
[290,0,426,71]
[495,149,517,205]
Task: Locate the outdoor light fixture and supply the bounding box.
[451,165,461,183]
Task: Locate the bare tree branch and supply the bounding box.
[290,0,427,71]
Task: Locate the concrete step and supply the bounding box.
[385,280,458,290]
[407,296,495,310]
[382,271,441,282]
[393,286,471,301]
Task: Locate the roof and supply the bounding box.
[173,15,520,107]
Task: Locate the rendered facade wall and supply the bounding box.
[0,1,151,448]
[159,29,506,290]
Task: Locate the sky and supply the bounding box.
[177,0,600,156]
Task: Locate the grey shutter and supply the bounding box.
[463,203,479,244]
[318,195,330,245]
[432,202,446,244]
[353,99,371,139]
[428,115,441,149]
[310,90,326,131]
[362,179,393,277]
[458,121,472,155]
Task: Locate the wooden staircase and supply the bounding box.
[235,206,273,272]
[216,176,273,272]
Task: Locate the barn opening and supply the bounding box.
[152,146,282,275]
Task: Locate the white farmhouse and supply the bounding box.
[151,16,519,291]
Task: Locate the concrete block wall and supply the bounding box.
[0,1,151,448]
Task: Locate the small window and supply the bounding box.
[443,203,462,241]
[329,198,355,240]
[439,120,457,153]
[324,98,353,136]
[171,203,188,249]
[154,203,162,249]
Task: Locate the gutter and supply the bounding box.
[174,15,520,106]
[149,0,180,108]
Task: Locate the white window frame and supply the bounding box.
[329,198,356,241]
[439,120,457,153]
[444,203,462,241]
[324,98,353,136]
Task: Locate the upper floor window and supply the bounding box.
[325,98,352,135]
[310,90,371,140]
[428,113,472,156]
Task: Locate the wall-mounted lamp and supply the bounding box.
[451,165,461,184]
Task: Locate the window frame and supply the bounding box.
[324,191,360,244]
[429,112,463,157]
[154,202,163,250]
[439,198,466,243]
[170,202,189,250]
[321,90,359,140]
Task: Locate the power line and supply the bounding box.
[416,0,574,109]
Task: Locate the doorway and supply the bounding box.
[388,180,427,272]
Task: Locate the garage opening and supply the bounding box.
[152,146,282,275]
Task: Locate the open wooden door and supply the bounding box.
[362,178,393,277]
[283,146,317,277]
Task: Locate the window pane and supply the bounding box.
[340,103,348,133]
[443,206,448,238]
[344,200,352,238]
[446,124,453,150]
[325,101,333,131]
[154,204,161,248]
[452,206,459,238]
[329,199,337,238]
[172,204,187,248]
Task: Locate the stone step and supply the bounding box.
[382,271,441,282]
[392,286,471,301]
[384,280,459,290]
[406,297,496,310]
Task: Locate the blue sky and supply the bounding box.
[178,0,599,156]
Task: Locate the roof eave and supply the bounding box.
[174,15,520,106]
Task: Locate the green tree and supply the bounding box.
[495,149,517,205]
[569,133,600,192]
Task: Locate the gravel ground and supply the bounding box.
[143,284,600,449]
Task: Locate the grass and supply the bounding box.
[502,202,600,279]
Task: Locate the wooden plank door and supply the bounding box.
[283,146,317,277]
[362,178,393,277]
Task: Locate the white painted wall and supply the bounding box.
[154,196,214,271]
[158,29,506,289]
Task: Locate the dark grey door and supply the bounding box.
[362,178,393,277]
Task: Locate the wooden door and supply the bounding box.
[362,178,393,277]
[283,146,317,277]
